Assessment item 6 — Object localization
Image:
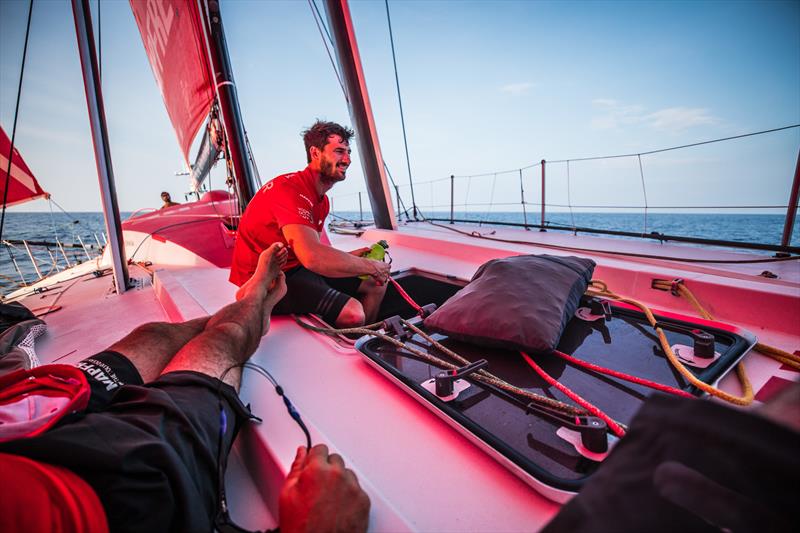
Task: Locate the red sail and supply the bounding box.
[0,126,47,208]
[130,0,215,163]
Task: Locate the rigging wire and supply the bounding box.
[637,155,648,234]
[548,124,800,163]
[307,0,348,102]
[243,130,263,188]
[48,196,80,224]
[421,215,800,264]
[482,173,497,225]
[48,197,59,243]
[566,161,575,230]
[419,124,799,185]
[383,161,411,220]
[0,0,34,244]
[384,0,418,219]
[519,169,529,228]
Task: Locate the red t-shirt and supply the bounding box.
[229,166,329,286]
[0,452,109,533]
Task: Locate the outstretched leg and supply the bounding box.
[105,316,210,383]
[162,243,288,391]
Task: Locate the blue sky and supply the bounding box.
[1,0,798,216]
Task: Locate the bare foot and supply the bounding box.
[236,243,288,302]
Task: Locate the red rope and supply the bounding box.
[521,351,626,437]
[389,276,423,314]
[553,350,695,399]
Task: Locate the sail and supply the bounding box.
[0,126,48,207]
[130,0,215,164]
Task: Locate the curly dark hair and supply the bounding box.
[302,120,355,163]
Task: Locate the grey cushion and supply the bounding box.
[424,254,595,354]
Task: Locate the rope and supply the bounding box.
[552,350,695,399]
[521,352,626,437]
[388,277,423,314]
[293,314,587,417]
[0,0,34,244]
[385,0,418,219]
[586,281,754,405]
[651,278,800,371]
[398,318,594,417]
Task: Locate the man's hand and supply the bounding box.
[279,444,370,533]
[366,259,390,286]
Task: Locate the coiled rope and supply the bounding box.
[587,280,754,406]
[651,278,800,371]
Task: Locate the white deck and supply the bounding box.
[12,222,800,531]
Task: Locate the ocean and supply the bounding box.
[1,211,797,295]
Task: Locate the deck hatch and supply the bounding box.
[356,270,757,498]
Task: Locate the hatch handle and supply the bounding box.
[526,402,609,453]
[435,359,488,397]
[382,315,409,340]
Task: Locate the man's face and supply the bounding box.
[315,135,351,187]
[162,193,170,202]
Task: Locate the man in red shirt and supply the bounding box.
[230,120,391,327]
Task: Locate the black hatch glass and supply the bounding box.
[357,270,754,492]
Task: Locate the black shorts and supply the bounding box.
[0,351,253,533]
[273,266,363,324]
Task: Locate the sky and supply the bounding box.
[0,0,798,217]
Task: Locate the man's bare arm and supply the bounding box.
[282,224,388,281]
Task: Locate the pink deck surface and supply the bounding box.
[13,217,799,531]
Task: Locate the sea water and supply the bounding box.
[1,211,797,295]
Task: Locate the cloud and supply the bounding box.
[642,107,717,131]
[591,98,618,107]
[590,99,717,132]
[500,82,536,95]
[590,99,645,129]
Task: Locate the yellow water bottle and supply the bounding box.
[359,240,389,280]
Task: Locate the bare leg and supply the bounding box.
[356,278,387,324]
[162,243,288,391]
[106,316,210,382]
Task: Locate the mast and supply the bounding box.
[325,0,397,230]
[71,0,129,294]
[203,0,258,209]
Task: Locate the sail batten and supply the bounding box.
[130,0,215,164]
[0,126,47,208]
